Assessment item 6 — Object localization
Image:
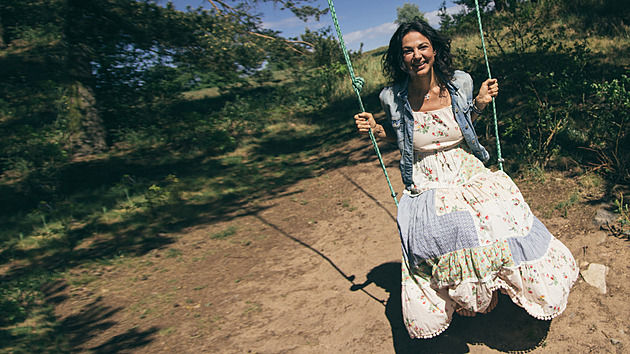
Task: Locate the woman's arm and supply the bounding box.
[354,112,397,143]
[471,78,499,122]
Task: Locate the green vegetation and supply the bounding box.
[396,3,427,24]
[0,0,629,351]
[555,191,580,218]
[210,226,238,240]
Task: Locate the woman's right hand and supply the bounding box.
[354,112,376,135]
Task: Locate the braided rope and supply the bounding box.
[327,0,398,207]
[474,0,504,171]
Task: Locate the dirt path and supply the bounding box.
[47,137,629,353]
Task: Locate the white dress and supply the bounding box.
[398,106,578,339]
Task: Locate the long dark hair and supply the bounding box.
[382,17,454,86]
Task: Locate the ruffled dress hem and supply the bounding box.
[399,105,578,339]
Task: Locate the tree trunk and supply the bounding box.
[64,0,108,156]
[0,20,5,48]
[68,81,107,156]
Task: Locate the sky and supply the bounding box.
[167,0,467,51]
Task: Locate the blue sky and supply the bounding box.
[167,0,466,51]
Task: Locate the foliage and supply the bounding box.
[0,0,330,174]
[299,27,349,97]
[588,75,630,182]
[395,3,427,24]
[607,193,630,240]
[1,0,630,350]
[451,0,593,168]
[437,1,456,31]
[554,0,629,36]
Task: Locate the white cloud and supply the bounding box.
[343,3,468,47]
[445,4,468,16]
[425,4,467,28]
[344,22,398,45]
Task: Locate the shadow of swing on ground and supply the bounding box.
[351,262,551,353]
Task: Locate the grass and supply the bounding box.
[555,190,580,217]
[0,73,363,350]
[612,194,630,238]
[158,326,177,336]
[341,199,357,212]
[1,3,628,350]
[165,249,183,258]
[210,226,238,240]
[242,301,262,316]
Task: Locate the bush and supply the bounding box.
[588,74,630,182]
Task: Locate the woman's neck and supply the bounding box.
[406,70,450,112]
[408,71,438,96]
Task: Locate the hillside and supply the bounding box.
[4,132,627,352]
[1,0,630,351]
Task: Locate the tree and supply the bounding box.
[0,0,328,163]
[396,3,427,24]
[438,1,455,30]
[453,0,493,12]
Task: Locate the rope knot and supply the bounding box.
[352,76,365,93]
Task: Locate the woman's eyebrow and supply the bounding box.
[402,42,430,48]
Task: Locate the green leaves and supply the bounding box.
[396,3,426,24]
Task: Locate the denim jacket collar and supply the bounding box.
[394,76,461,102]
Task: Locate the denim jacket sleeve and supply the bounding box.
[449,70,490,163]
[379,83,415,187]
[379,86,403,149]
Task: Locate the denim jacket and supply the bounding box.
[379,70,490,188]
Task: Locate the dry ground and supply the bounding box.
[42,136,629,353]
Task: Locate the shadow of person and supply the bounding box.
[351,262,551,353]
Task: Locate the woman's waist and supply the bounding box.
[408,146,487,191]
[413,141,465,157]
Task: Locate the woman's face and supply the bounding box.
[401,31,435,79]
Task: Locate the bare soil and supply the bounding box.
[44,137,630,353]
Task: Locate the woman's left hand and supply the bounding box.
[476,78,499,107]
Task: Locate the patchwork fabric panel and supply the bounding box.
[506,216,552,265]
[398,190,480,267]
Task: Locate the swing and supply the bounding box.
[326,0,505,208]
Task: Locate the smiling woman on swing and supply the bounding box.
[354,18,578,339]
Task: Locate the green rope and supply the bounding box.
[327,0,399,207]
[474,0,504,171]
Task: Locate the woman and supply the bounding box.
[354,18,578,339]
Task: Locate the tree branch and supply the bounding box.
[287,39,315,47]
[247,31,312,54]
[206,0,221,13]
[208,0,235,11]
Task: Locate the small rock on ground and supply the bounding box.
[580,263,609,294]
[593,206,617,226]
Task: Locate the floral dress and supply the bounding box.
[398,106,578,339]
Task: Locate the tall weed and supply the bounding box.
[588,74,630,182]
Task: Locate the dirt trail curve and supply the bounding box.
[51,136,629,353]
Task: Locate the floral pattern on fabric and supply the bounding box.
[427,241,515,286]
[412,106,463,151]
[400,105,578,339]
